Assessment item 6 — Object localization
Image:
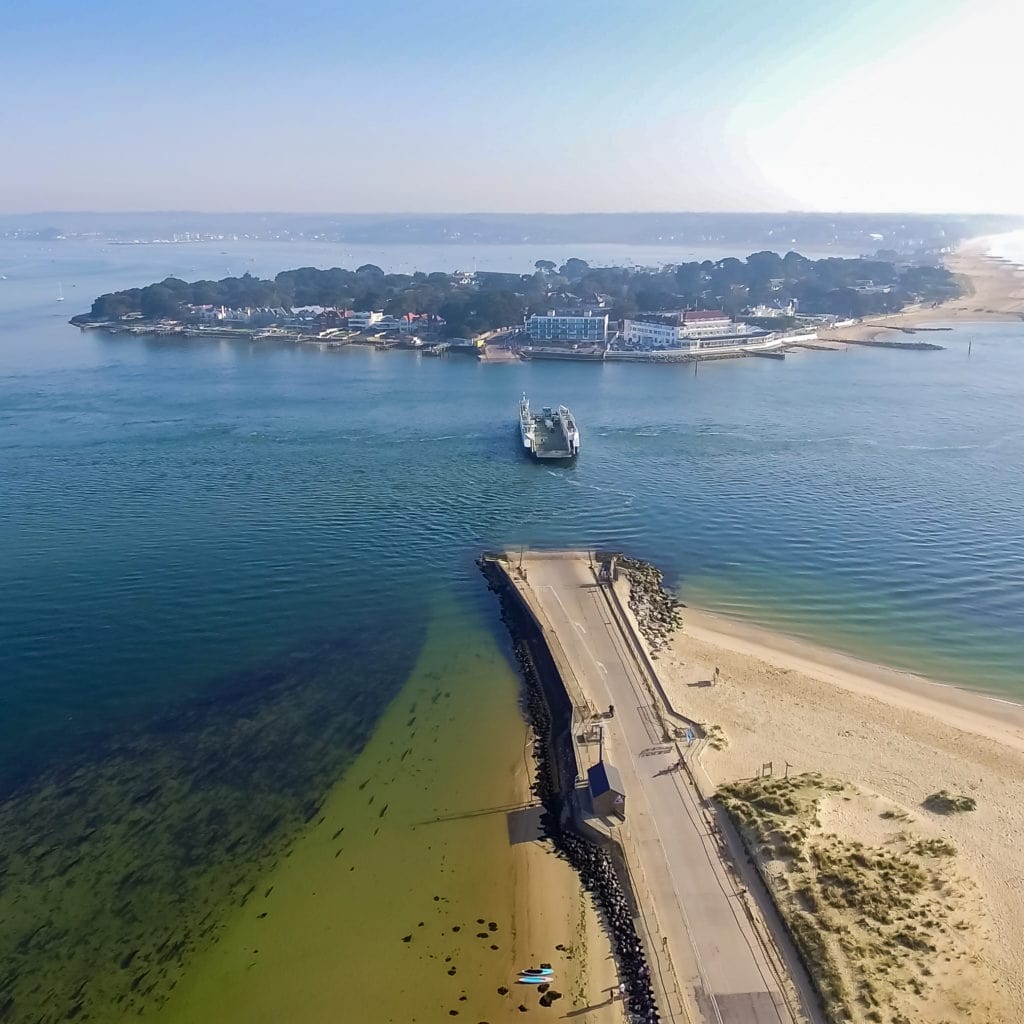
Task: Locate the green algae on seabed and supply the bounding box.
[149,602,541,1024]
[0,626,422,1024]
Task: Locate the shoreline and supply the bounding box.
[71,233,1024,362]
[677,603,1024,751]
[819,237,1024,344]
[640,592,1024,1021]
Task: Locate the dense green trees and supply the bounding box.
[84,253,960,332]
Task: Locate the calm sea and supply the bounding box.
[1,237,1022,1022]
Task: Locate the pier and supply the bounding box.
[484,551,817,1024]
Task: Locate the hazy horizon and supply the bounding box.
[3,207,1021,217]
[4,0,1021,216]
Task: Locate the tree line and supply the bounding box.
[81,252,961,336]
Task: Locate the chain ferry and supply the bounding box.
[518,394,580,460]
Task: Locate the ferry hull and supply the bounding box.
[518,394,579,460]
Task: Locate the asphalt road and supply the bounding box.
[521,556,800,1024]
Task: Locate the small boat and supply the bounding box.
[517,975,552,985]
[520,967,554,977]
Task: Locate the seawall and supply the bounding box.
[479,553,661,1022]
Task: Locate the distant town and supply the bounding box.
[9,209,1022,248]
[71,251,962,362]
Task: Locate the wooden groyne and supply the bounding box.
[872,324,953,333]
[838,338,945,351]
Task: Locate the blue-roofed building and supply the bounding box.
[587,759,626,819]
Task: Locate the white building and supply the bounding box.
[677,310,735,337]
[524,311,608,343]
[621,310,769,352]
[620,319,679,349]
[748,301,797,318]
[347,310,384,330]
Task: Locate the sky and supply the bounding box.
[2,0,1021,214]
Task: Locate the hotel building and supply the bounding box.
[620,309,769,352]
[524,311,609,343]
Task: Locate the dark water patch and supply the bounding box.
[0,625,422,1024]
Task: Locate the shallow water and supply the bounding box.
[150,600,549,1024]
[0,622,420,1021]
[1,240,1023,1021]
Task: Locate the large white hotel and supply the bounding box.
[620,310,769,352]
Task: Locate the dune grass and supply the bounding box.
[718,773,970,1024]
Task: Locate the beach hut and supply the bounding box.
[588,760,626,819]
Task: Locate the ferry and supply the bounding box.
[519,394,580,460]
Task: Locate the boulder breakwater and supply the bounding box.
[480,555,660,1023]
[617,557,683,656]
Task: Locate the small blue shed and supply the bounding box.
[588,760,626,819]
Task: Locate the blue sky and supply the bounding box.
[2,0,1018,213]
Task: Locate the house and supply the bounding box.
[347,310,384,330]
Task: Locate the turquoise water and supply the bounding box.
[1,238,1023,1019]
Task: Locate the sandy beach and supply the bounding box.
[642,600,1024,1023]
[818,238,1024,344]
[146,610,620,1024]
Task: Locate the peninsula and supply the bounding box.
[817,240,1024,346]
[485,550,1024,1024]
[71,250,965,363]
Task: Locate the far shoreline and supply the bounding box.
[69,240,994,363]
[818,237,1024,345]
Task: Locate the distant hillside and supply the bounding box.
[6,210,1021,252]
